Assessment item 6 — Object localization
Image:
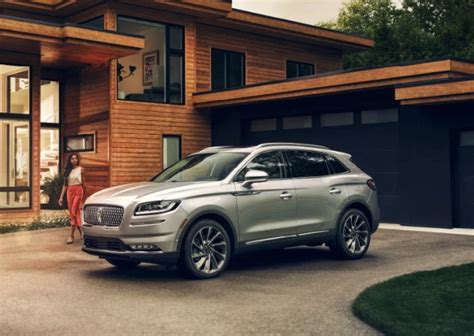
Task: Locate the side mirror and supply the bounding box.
[242,170,269,188]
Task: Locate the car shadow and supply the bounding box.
[83,245,379,282]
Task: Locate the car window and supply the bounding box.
[286,150,329,178]
[236,151,286,181]
[325,155,349,174]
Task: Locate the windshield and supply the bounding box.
[153,152,248,183]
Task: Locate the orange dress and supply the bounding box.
[67,167,84,227]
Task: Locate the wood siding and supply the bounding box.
[62,64,110,196]
[195,23,343,92]
[108,6,211,186]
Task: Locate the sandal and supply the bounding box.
[66,236,74,244]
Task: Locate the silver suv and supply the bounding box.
[82,143,379,279]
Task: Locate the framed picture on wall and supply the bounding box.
[143,51,159,86]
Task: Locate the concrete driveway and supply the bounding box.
[0,228,473,335]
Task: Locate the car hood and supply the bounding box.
[86,181,220,204]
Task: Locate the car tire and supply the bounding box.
[105,258,141,269]
[179,219,231,279]
[329,208,371,260]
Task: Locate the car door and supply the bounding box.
[285,150,346,235]
[233,150,297,245]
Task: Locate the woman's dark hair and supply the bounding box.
[64,153,80,186]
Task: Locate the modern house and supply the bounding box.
[0,0,473,229]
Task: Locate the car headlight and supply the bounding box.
[134,200,180,216]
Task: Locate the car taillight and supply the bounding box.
[367,179,377,191]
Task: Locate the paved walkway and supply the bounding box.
[0,228,473,335]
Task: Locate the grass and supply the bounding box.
[0,213,70,234]
[353,262,474,336]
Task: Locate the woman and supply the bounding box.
[59,153,86,244]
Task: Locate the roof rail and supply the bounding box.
[200,145,235,151]
[256,143,330,150]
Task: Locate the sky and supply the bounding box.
[233,0,403,25]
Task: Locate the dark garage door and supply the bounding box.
[455,130,474,228]
[243,112,400,222]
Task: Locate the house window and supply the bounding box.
[287,60,315,79]
[65,134,95,153]
[1,64,31,209]
[117,16,184,104]
[250,118,277,132]
[460,131,474,147]
[283,115,312,129]
[163,135,181,169]
[321,112,354,127]
[211,49,245,91]
[361,108,398,124]
[79,16,104,29]
[40,80,60,205]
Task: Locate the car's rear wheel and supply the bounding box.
[329,208,371,259]
[180,219,231,279]
[105,258,141,269]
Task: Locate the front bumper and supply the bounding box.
[82,235,179,264]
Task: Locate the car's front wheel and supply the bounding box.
[180,219,231,279]
[329,208,371,259]
[105,258,141,269]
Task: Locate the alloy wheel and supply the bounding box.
[190,225,228,275]
[342,213,369,255]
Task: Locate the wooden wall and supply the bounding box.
[195,23,344,92]
[62,64,110,197]
[108,4,212,187]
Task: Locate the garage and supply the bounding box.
[241,106,400,223]
[200,63,474,229]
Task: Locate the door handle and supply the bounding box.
[279,192,292,200]
[329,188,342,195]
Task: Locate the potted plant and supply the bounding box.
[41,175,65,210]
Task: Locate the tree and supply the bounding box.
[319,0,474,69]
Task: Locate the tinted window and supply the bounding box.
[169,25,183,50]
[286,61,298,79]
[79,16,104,29]
[237,151,285,181]
[211,50,226,91]
[212,49,245,90]
[286,60,315,79]
[325,155,349,174]
[321,112,354,127]
[287,151,329,178]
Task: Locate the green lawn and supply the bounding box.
[353,262,474,336]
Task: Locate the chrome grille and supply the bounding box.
[84,205,124,227]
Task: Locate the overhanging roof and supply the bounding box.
[0,15,144,67]
[210,9,374,52]
[193,59,474,109]
[396,78,474,105]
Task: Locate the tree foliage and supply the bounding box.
[319,0,474,68]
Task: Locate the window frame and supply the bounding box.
[211,48,246,91]
[64,133,96,153]
[116,16,186,105]
[0,63,32,210]
[162,134,182,170]
[286,60,315,79]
